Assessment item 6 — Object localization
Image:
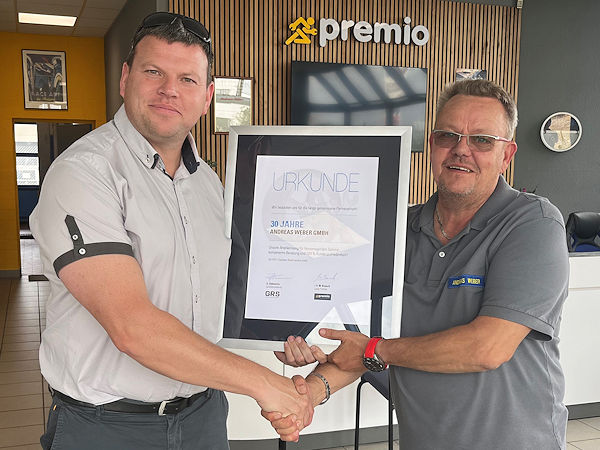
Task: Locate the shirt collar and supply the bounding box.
[181,137,201,174]
[114,105,201,175]
[469,176,519,230]
[413,176,519,233]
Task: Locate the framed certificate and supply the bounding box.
[218,126,412,351]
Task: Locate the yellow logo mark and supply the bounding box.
[285,17,317,45]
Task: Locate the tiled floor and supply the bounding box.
[1,240,600,449]
[17,240,42,277]
[0,247,47,449]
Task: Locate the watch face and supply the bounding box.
[362,356,386,372]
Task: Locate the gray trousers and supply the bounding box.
[41,389,229,450]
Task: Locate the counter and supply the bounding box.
[561,253,600,406]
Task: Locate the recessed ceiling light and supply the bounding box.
[18,12,77,27]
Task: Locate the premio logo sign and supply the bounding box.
[285,16,430,47]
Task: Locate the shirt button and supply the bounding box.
[438,251,445,258]
[184,216,188,224]
[192,256,196,264]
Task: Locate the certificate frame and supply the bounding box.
[218,126,412,351]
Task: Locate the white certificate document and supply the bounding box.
[244,155,379,324]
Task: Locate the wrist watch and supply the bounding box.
[362,337,387,372]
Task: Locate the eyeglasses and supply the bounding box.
[138,12,211,44]
[432,129,512,152]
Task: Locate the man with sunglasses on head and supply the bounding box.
[31,12,312,450]
[269,79,569,449]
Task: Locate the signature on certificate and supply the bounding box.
[313,272,338,282]
[266,272,292,282]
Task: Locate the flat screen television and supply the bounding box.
[290,61,427,152]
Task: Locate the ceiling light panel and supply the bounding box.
[18,12,77,26]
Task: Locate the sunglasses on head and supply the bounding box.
[139,12,211,44]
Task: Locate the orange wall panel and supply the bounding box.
[0,32,106,274]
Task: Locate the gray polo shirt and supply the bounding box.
[391,177,569,449]
[30,105,231,404]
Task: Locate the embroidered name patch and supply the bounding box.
[447,275,485,288]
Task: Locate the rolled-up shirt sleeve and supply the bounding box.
[30,151,133,276]
[480,214,569,341]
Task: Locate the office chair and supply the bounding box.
[354,369,394,450]
[566,211,600,252]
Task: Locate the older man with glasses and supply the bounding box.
[31,12,312,450]
[270,79,570,449]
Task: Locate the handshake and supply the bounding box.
[256,328,372,442]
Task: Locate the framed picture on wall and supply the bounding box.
[456,68,488,81]
[22,49,68,110]
[213,77,253,134]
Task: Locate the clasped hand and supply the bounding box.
[274,330,369,370]
[260,375,312,441]
[257,374,314,442]
[263,330,370,441]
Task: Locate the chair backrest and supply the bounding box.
[361,369,390,399]
[566,212,600,252]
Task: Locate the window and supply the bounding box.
[213,77,253,133]
[14,123,39,186]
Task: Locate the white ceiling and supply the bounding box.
[0,0,128,37]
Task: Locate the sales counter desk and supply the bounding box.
[560,253,600,418]
[225,253,600,449]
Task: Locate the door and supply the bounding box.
[16,121,93,226]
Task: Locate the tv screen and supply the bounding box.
[291,61,427,152]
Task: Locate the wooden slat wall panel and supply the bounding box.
[171,0,521,204]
